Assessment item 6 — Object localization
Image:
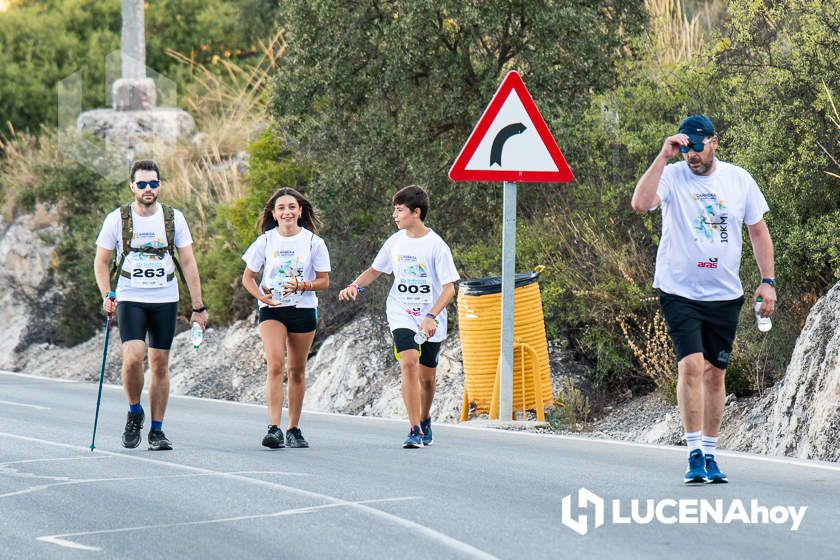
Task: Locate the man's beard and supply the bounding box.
[688,158,712,175]
[137,194,157,207]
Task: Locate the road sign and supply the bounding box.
[450,71,573,423]
[448,70,574,183]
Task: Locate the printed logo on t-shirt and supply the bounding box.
[133,231,165,248]
[395,255,432,305]
[692,193,729,244]
[697,257,719,269]
[268,249,305,306]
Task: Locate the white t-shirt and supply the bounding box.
[96,204,193,303]
[652,160,769,301]
[241,227,331,309]
[371,229,460,342]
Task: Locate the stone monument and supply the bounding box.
[77,0,196,152]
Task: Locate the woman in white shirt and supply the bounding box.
[242,188,331,449]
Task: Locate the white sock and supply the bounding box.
[702,434,718,457]
[685,431,703,454]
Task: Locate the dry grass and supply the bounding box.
[138,29,287,236]
[643,0,724,69]
[0,125,62,220]
[619,309,677,395]
[817,81,840,182]
[548,376,591,431]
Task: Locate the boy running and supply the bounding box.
[339,185,459,448]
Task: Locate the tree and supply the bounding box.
[270,0,647,287]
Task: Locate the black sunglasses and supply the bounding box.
[135,180,160,190]
[680,137,712,154]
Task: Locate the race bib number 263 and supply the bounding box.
[130,254,167,288]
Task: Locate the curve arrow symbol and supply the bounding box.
[490,122,527,167]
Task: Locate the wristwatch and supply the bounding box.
[192,306,208,313]
[761,278,776,288]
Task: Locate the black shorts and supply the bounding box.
[659,291,744,369]
[258,306,317,333]
[392,328,442,368]
[116,301,178,350]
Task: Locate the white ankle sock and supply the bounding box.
[685,431,703,454]
[701,434,718,456]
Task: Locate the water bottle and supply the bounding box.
[754,297,772,332]
[413,330,427,345]
[191,322,204,348]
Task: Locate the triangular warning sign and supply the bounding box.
[449,70,573,183]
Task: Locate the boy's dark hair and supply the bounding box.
[129,160,160,183]
[392,185,429,221]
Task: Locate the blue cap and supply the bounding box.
[678,114,715,144]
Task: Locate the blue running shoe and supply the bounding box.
[705,454,728,483]
[420,417,433,446]
[402,425,423,449]
[684,448,707,484]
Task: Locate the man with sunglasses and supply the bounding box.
[631,115,777,484]
[94,160,208,451]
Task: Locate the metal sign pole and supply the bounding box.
[499,180,517,421]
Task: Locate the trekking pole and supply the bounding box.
[90,291,116,451]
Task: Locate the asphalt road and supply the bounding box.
[2,371,839,559]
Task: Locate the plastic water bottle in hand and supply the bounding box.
[413,330,427,345]
[755,297,772,332]
[191,322,204,348]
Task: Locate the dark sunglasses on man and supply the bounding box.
[680,137,713,154]
[134,180,160,190]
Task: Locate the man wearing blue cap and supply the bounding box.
[631,115,777,484]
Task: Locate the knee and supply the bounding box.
[122,351,144,370]
[287,367,305,384]
[399,355,420,374]
[419,377,435,390]
[267,363,285,378]
[678,354,705,380]
[704,366,726,388]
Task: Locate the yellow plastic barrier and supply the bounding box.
[458,268,552,421]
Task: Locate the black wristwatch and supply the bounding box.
[761,278,776,288]
[192,306,208,313]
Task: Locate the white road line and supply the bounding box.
[38,497,422,552]
[1,432,498,560]
[0,456,111,467]
[0,399,50,410]
[0,470,309,499]
[0,370,78,382]
[5,371,836,474]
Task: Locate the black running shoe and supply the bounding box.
[262,425,285,449]
[147,429,173,451]
[286,426,309,448]
[121,409,144,448]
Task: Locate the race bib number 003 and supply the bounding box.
[396,279,432,305]
[130,254,167,288]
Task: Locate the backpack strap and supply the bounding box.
[109,204,134,288]
[161,204,187,286]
